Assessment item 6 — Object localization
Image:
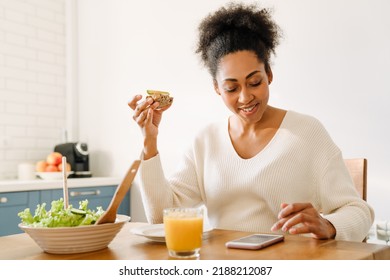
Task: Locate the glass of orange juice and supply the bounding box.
[163,207,204,259]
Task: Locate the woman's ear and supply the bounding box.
[267,68,273,85]
[213,80,221,95]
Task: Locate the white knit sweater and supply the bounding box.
[139,111,374,241]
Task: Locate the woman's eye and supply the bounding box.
[224,88,237,93]
[249,81,261,87]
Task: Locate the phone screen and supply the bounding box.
[225,234,284,250]
[235,234,279,243]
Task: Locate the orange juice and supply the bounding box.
[163,208,203,258]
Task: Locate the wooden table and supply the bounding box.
[0,222,389,260]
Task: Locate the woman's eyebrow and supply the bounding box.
[246,70,261,79]
[223,70,261,82]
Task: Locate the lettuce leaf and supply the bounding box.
[18,198,104,227]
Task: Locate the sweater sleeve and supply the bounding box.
[138,150,203,224]
[319,152,375,241]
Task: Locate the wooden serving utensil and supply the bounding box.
[62,156,69,209]
[95,160,141,225]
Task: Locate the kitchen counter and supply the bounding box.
[0,177,128,236]
[0,177,121,193]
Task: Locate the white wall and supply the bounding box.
[0,0,66,180]
[77,0,390,222]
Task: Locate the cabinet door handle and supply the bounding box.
[0,197,8,203]
[70,190,101,197]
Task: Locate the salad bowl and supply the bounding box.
[19,214,130,254]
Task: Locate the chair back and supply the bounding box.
[344,158,367,201]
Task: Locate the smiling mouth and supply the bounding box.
[239,103,258,113]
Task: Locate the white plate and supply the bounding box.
[130,223,213,243]
[131,224,166,242]
[36,171,74,180]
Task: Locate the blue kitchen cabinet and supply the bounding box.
[0,185,130,236]
[0,190,40,236]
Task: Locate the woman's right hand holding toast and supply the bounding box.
[128,94,172,160]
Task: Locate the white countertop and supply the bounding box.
[0,177,121,193]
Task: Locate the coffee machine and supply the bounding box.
[54,142,92,178]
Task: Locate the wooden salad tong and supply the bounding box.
[95,160,141,224]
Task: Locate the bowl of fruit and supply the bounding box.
[35,152,73,180]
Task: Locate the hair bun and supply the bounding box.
[200,3,280,53]
[196,2,282,77]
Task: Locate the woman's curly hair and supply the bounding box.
[196,2,282,79]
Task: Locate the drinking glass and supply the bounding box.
[163,207,203,259]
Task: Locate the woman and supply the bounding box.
[128,3,374,241]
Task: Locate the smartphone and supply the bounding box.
[225,234,284,250]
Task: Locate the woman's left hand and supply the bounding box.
[271,202,336,239]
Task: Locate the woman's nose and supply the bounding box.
[238,87,253,103]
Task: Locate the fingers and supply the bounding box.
[271,202,335,239]
[277,203,311,219]
[271,203,315,233]
[145,108,153,126]
[128,95,142,110]
[278,212,314,234]
[134,107,149,125]
[271,218,287,232]
[131,97,158,122]
[278,213,336,239]
[280,202,289,209]
[128,95,158,112]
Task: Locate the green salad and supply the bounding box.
[18,198,104,227]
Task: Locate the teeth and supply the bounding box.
[241,105,256,112]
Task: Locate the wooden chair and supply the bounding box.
[344,158,367,201]
[344,158,368,242]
